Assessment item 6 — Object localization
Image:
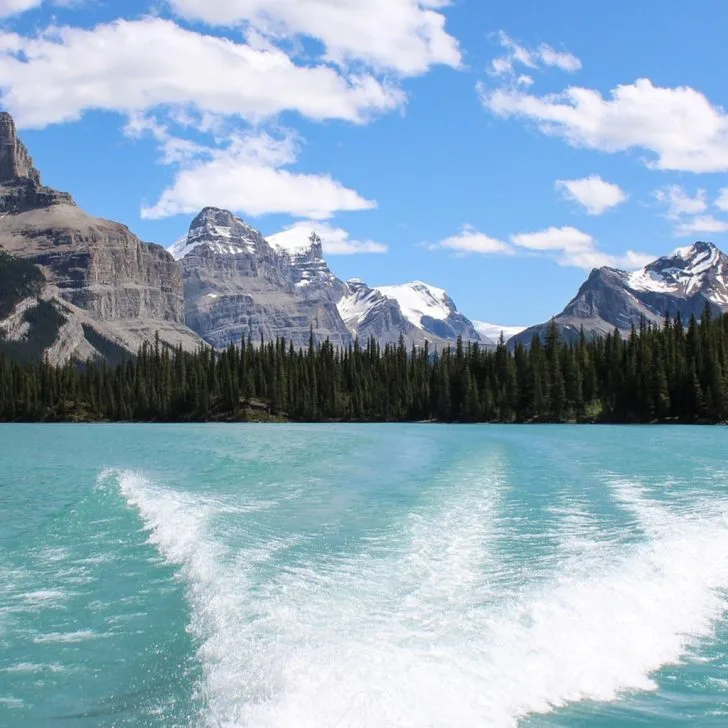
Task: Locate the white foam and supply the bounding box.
[32,630,99,644]
[113,467,728,728]
[21,589,69,604]
[0,662,65,674]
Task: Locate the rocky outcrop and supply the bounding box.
[174,208,352,349]
[0,112,201,362]
[510,242,728,348]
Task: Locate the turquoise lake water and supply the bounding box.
[1,424,728,727]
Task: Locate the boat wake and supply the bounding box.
[109,466,728,727]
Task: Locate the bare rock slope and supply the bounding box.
[0,112,201,362]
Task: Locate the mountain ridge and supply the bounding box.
[510,241,728,348]
[173,209,490,350]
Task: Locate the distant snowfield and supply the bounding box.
[473,322,527,342]
[376,281,451,330]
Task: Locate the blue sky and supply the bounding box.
[5,0,728,326]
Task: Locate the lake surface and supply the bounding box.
[1,424,728,727]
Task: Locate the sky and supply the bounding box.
[4,1,728,326]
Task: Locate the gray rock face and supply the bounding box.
[510,242,728,348]
[337,279,493,349]
[0,113,201,361]
[0,112,40,184]
[175,208,352,349]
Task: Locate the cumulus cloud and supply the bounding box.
[555,175,628,215]
[0,18,404,128]
[715,187,728,212]
[0,0,41,16]
[511,226,651,270]
[433,223,650,271]
[268,221,388,255]
[652,185,728,237]
[488,30,581,79]
[140,128,375,220]
[673,215,728,237]
[654,185,707,218]
[431,224,513,255]
[480,78,728,173]
[167,0,461,76]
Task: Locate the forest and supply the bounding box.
[1,308,727,424]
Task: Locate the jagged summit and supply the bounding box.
[0,112,41,184]
[627,241,728,302]
[0,112,74,212]
[168,207,269,261]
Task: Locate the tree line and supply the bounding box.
[1,308,728,424]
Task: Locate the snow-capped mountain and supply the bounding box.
[266,225,338,289]
[169,208,350,349]
[510,241,728,348]
[626,242,728,304]
[337,279,493,348]
[170,212,494,351]
[168,208,268,261]
[473,322,527,343]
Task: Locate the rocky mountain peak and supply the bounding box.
[0,112,41,184]
[0,112,74,212]
[510,241,728,349]
[647,241,720,274]
[627,240,728,302]
[346,278,369,294]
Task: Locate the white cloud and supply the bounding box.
[0,18,404,128]
[510,226,649,270]
[141,129,375,221]
[654,185,707,218]
[488,31,581,79]
[268,221,387,255]
[0,0,81,14]
[651,185,727,237]
[0,0,40,17]
[511,225,593,252]
[715,187,728,212]
[432,224,513,255]
[167,0,461,76]
[481,78,728,173]
[537,44,582,73]
[674,215,728,237]
[555,175,628,215]
[433,223,649,271]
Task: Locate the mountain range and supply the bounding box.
[1,111,728,364]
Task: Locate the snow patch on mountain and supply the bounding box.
[167,209,263,260]
[375,281,450,329]
[266,226,318,257]
[473,322,527,342]
[627,242,726,301]
[337,281,382,328]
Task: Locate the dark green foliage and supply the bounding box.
[0,251,44,319]
[2,313,728,423]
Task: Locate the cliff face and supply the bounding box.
[173,208,352,349]
[0,112,201,362]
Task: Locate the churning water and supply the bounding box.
[1,424,728,726]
